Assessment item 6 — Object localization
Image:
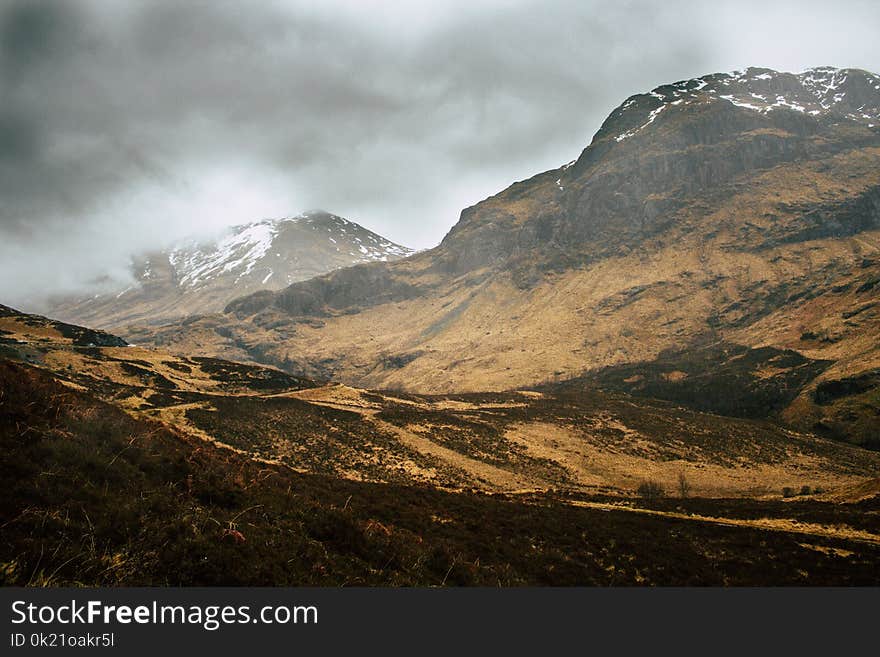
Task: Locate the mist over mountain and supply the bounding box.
[49,211,412,329]
[3,0,880,310]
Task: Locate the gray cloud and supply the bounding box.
[2,0,879,309]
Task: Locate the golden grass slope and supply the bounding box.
[2,306,879,499]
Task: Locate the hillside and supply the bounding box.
[3,305,880,585]
[4,304,880,585]
[3,303,878,497]
[48,211,412,330]
[122,67,880,448]
[6,359,880,586]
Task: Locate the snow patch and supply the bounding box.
[615,103,667,142]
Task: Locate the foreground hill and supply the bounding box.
[126,67,880,448]
[48,211,412,330]
[3,307,880,585]
[3,304,877,498]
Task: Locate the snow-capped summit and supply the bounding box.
[602,66,880,144]
[166,211,413,291]
[49,211,414,329]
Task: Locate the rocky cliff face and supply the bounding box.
[434,67,880,276]
[48,211,412,330]
[127,67,880,447]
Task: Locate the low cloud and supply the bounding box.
[1,0,878,309]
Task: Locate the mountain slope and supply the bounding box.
[6,356,880,586]
[48,211,412,330]
[126,67,880,445]
[4,303,878,497]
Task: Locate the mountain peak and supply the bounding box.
[298,209,338,220]
[596,66,880,145]
[49,211,413,329]
[432,66,878,277]
[164,211,412,290]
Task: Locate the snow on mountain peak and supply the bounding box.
[165,212,413,291]
[169,219,278,287]
[608,66,880,143]
[50,212,414,326]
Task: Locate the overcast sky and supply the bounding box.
[2,0,880,309]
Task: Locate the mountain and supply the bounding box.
[48,210,413,330]
[125,67,880,448]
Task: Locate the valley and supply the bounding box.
[2,303,880,585]
[3,66,880,586]
[3,304,876,498]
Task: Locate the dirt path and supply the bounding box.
[370,418,535,491]
[565,499,880,546]
[143,392,534,489]
[141,392,880,547]
[139,402,289,467]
